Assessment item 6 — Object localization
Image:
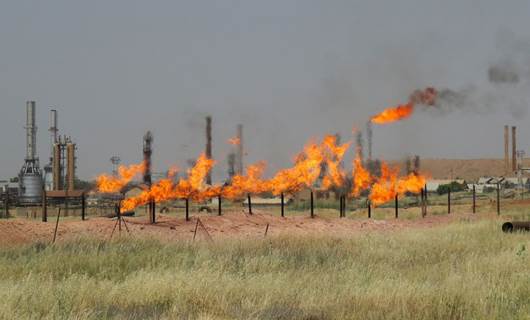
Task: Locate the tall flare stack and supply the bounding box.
[504,125,510,174]
[19,101,43,205]
[205,116,212,185]
[512,127,517,172]
[143,131,153,187]
[237,124,243,175]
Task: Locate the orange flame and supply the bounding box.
[269,139,324,195]
[371,102,414,124]
[227,136,241,145]
[321,135,350,190]
[96,162,145,193]
[371,87,438,124]
[351,154,372,197]
[222,162,268,199]
[120,154,215,211]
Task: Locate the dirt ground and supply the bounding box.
[0,207,496,247]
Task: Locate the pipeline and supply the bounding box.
[502,221,530,233]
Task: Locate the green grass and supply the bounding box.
[0,218,529,319]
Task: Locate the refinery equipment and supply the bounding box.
[18,101,43,205]
[52,135,76,191]
[43,109,58,190]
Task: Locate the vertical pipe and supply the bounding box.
[512,127,517,172]
[4,190,8,218]
[395,194,398,219]
[81,192,86,221]
[205,116,212,185]
[218,195,222,216]
[65,190,69,217]
[66,143,75,191]
[368,201,371,219]
[339,195,343,218]
[420,188,425,218]
[247,194,252,215]
[310,190,314,218]
[342,195,346,218]
[448,189,451,214]
[472,185,476,214]
[497,183,500,215]
[504,125,510,174]
[41,188,47,222]
[152,199,156,223]
[424,183,428,203]
[281,193,285,217]
[185,198,189,221]
[52,208,61,243]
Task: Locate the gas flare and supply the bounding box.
[222,162,269,200]
[321,135,350,190]
[270,139,324,195]
[227,136,241,145]
[96,162,145,193]
[371,87,438,124]
[120,153,215,211]
[351,154,372,196]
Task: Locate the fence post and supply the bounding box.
[247,194,253,215]
[497,183,500,215]
[81,192,86,221]
[310,190,314,218]
[472,185,476,214]
[185,198,189,221]
[281,193,285,217]
[218,195,222,216]
[448,189,451,214]
[342,195,346,218]
[367,200,371,219]
[395,194,399,218]
[41,188,47,222]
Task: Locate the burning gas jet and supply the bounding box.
[371,87,438,124]
[227,136,241,145]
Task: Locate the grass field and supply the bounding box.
[0,211,529,320]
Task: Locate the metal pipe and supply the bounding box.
[81,192,86,220]
[497,183,500,215]
[310,190,314,218]
[4,190,8,218]
[41,188,47,222]
[205,116,212,185]
[342,195,345,218]
[185,198,189,221]
[472,185,476,214]
[502,221,530,232]
[52,208,61,243]
[511,127,519,173]
[448,190,451,214]
[281,193,285,217]
[152,199,156,223]
[26,101,37,160]
[420,188,424,217]
[247,194,252,215]
[367,200,371,219]
[395,194,398,219]
[218,195,222,216]
[339,195,343,218]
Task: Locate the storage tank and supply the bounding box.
[18,101,43,205]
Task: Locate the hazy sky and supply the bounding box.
[1,0,530,181]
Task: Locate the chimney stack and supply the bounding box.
[206,116,212,185]
[504,125,510,174]
[512,126,517,172]
[143,131,153,187]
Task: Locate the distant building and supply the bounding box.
[426,179,466,192]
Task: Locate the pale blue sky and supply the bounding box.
[1,0,530,181]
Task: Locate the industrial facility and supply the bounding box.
[2,101,78,210]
